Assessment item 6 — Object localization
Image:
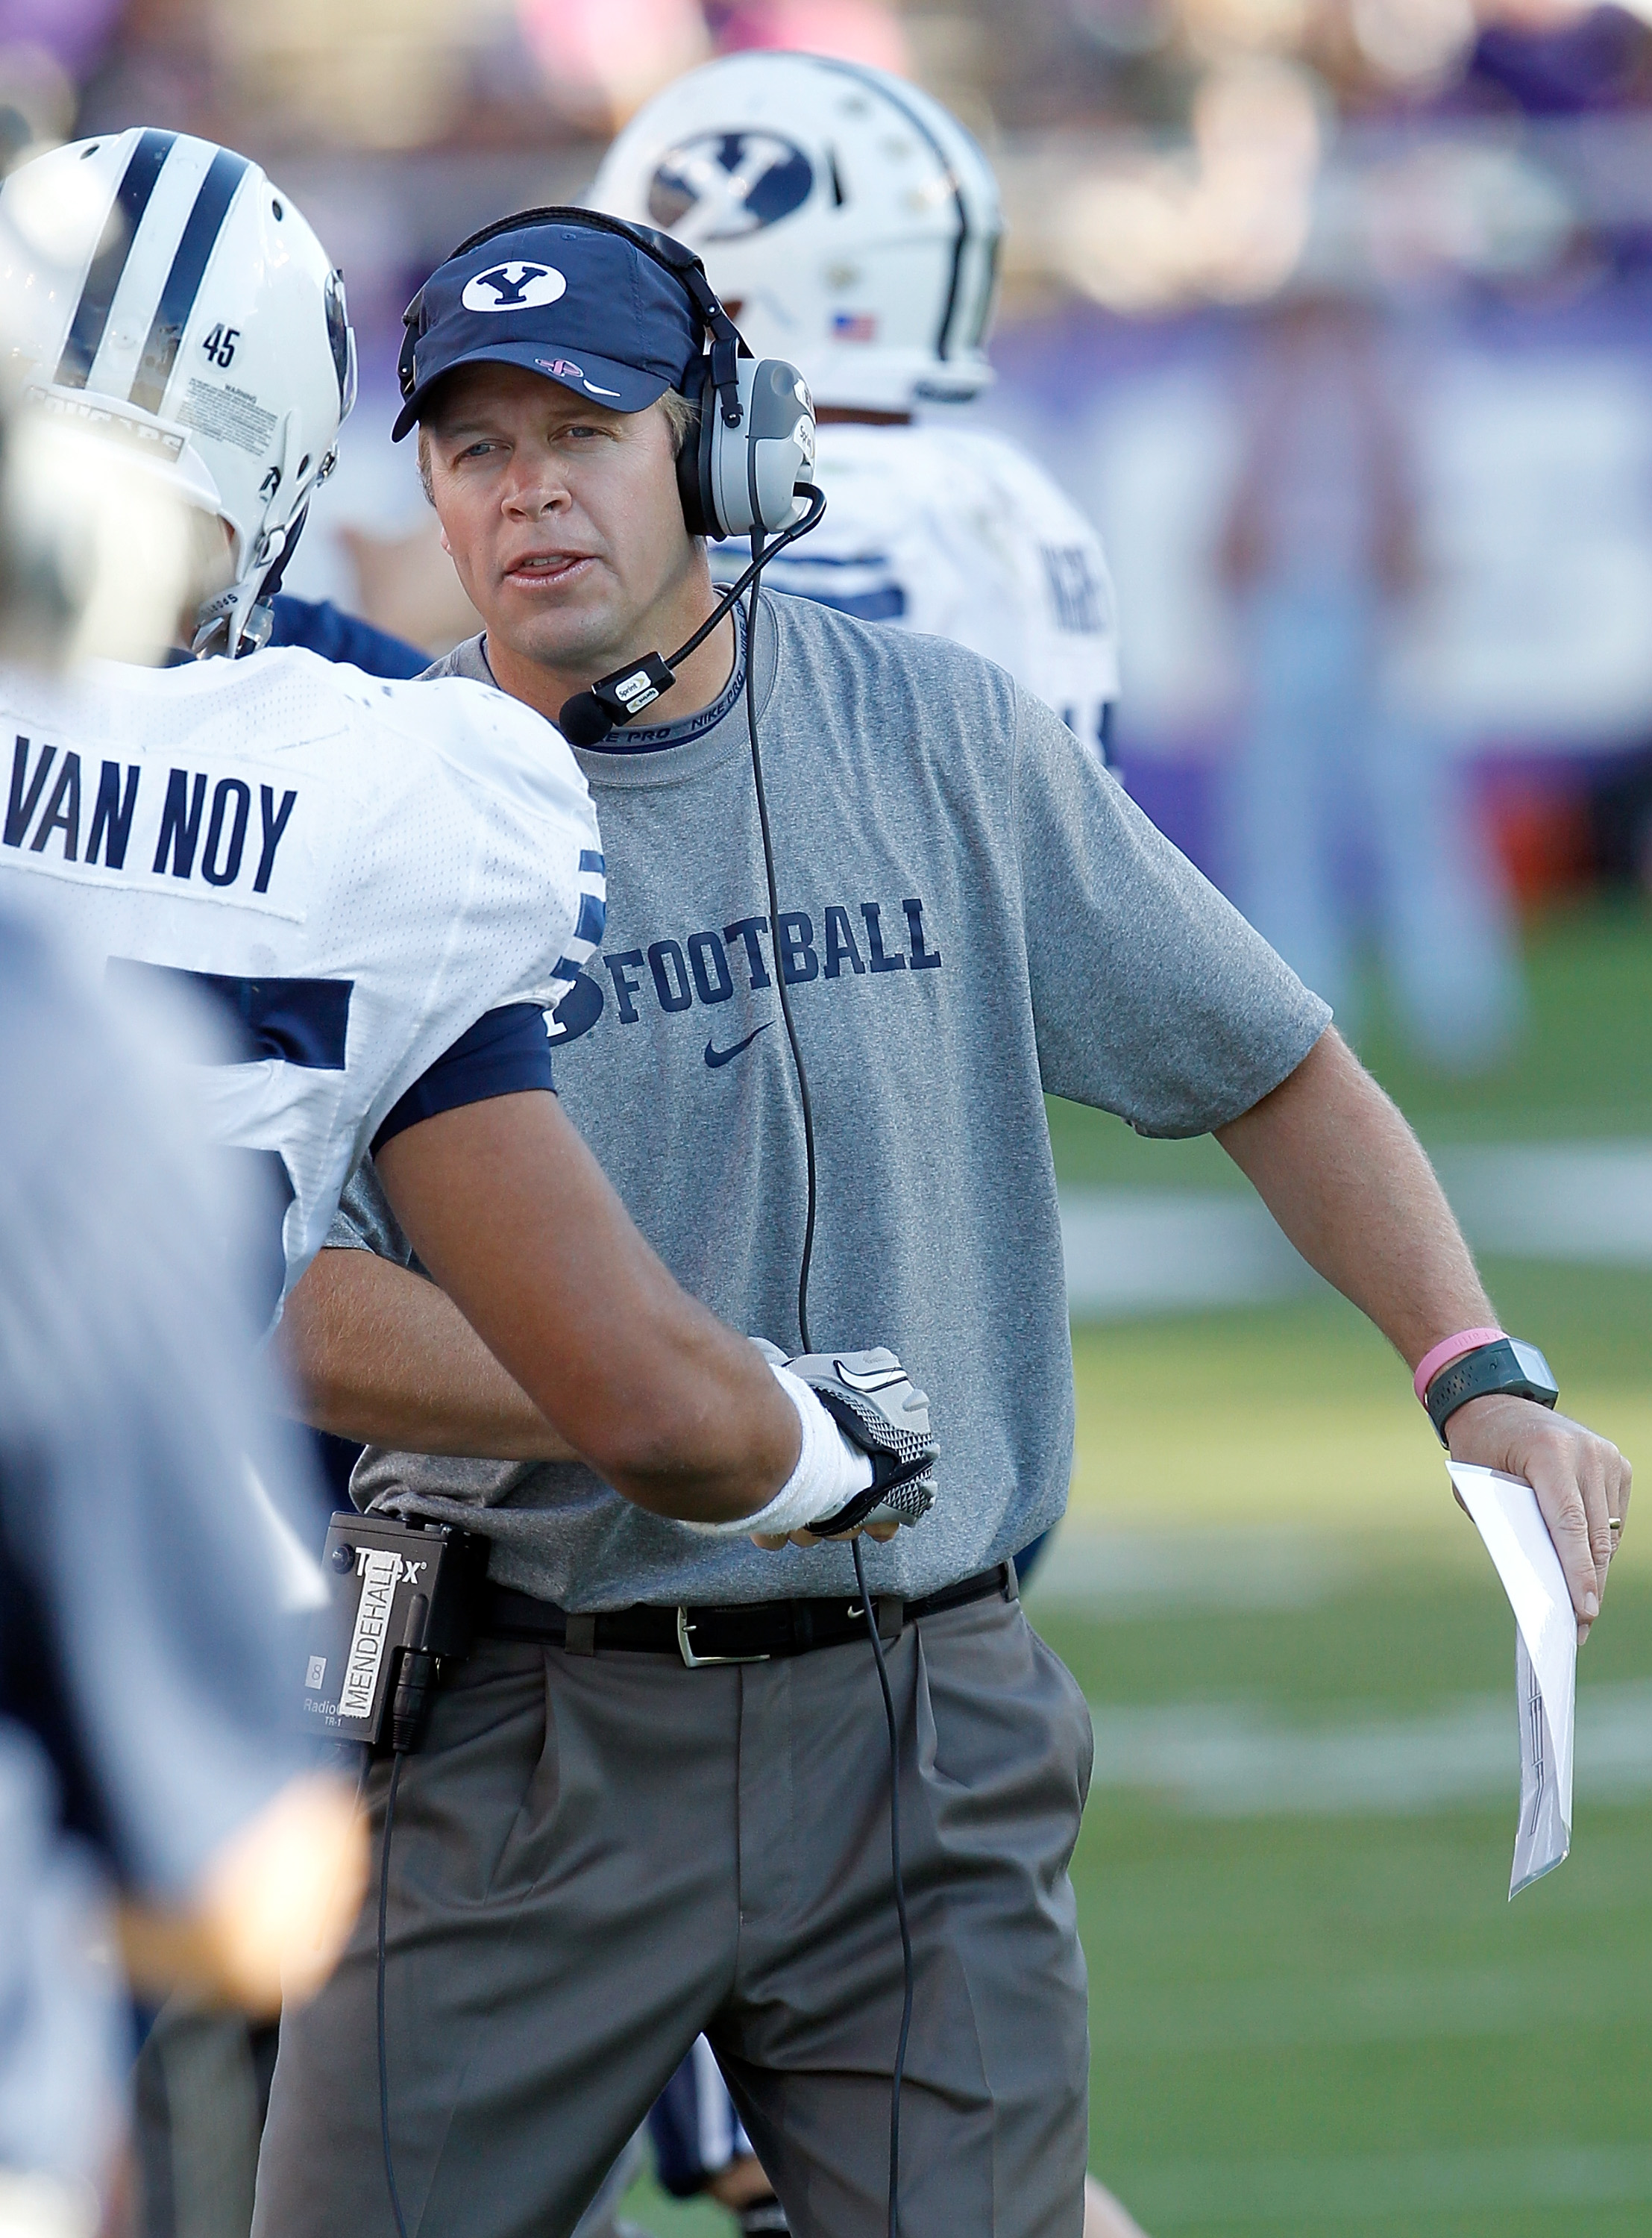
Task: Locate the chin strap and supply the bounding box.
[189,499,314,659]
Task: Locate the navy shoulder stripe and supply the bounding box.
[372,1003,553,1156]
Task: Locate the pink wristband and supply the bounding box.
[1413,1327,1506,1406]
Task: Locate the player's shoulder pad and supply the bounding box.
[933,422,1111,548]
[80,642,356,742]
[324,661,594,828]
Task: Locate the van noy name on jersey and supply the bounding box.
[5,736,300,909]
[552,897,942,1049]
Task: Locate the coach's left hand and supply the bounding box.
[1446,1394,1631,1646]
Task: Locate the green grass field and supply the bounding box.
[625,897,1652,2238]
[1039,1567,1652,2237]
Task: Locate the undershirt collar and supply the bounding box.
[479,602,747,756]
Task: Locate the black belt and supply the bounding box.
[480,1561,1016,1667]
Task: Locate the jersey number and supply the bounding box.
[202,324,240,369]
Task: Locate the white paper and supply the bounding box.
[1448,1462,1577,1896]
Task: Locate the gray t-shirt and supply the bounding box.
[332,592,1328,1608]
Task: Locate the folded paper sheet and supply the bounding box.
[1448,1462,1576,1896]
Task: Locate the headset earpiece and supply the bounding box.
[676,353,719,541]
[684,355,816,543]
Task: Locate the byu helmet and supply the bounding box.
[0,128,357,655]
[589,54,1002,414]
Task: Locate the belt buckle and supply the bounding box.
[675,1608,770,1669]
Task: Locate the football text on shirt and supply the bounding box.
[550,895,941,1047]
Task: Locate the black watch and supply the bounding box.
[1424,1337,1560,1446]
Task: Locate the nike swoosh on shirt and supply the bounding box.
[833,1359,908,1394]
[704,1023,773,1069]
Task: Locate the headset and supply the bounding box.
[378,207,914,2238]
[398,205,823,742]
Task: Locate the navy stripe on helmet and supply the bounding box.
[54,130,176,391]
[129,147,251,416]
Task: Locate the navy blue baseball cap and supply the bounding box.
[394,211,703,441]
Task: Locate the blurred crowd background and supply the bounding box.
[8,0,1652,1071]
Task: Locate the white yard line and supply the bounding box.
[1059,1191,1315,1317]
[1023,1526,1355,1611]
[1114,2144,1652,2227]
[1060,1138,1652,1315]
[1432,1139,1652,1261]
[1088,1953,1652,2055]
[1075,1678,1652,1817]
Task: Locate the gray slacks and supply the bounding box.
[254,1586,1094,2238]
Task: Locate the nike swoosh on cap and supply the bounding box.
[704,1023,772,1070]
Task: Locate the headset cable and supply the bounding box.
[376,1605,439,2238]
[744,529,914,2238]
[377,1755,409,2238]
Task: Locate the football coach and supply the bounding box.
[261,213,1630,2238]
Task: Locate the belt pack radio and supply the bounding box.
[303,1512,487,1752]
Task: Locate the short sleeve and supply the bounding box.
[1013,689,1331,1135]
[371,1003,554,1154]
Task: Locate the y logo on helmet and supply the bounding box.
[462,262,568,313]
[647,133,813,242]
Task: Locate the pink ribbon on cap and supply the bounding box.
[1413,1326,1506,1405]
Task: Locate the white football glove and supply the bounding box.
[685,1343,937,1540]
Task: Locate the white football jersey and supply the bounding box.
[0,646,603,1320]
[715,421,1120,758]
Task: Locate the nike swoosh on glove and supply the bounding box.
[782,1349,937,1535]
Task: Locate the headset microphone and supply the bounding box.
[558,482,826,747]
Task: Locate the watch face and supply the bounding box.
[1509,1338,1559,1402]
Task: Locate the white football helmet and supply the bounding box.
[0,128,357,656]
[589,54,1002,414]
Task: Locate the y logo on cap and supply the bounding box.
[462,262,568,313]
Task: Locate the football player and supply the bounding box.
[0,132,920,1577]
[0,131,932,2238]
[591,51,1119,767]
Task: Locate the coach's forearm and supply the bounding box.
[277,1250,574,1460]
[1215,1026,1492,1366]
[374,1092,801,1523]
[1216,1026,1631,1639]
